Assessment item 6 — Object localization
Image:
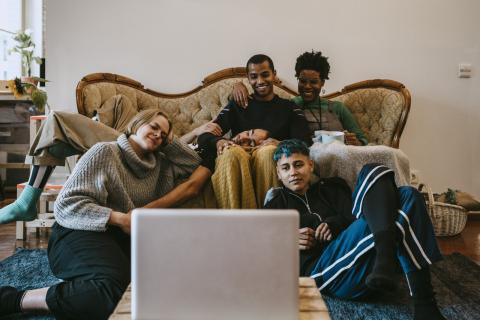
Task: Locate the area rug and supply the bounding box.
[0,249,59,320]
[324,252,480,319]
[1,249,479,319]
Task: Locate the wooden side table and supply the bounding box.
[109,277,331,319]
[29,115,47,142]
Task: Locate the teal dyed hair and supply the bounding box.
[273,139,310,162]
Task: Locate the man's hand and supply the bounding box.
[179,120,221,144]
[108,210,131,235]
[232,82,249,108]
[299,227,316,250]
[315,223,332,242]
[344,132,361,146]
[216,139,235,156]
[194,120,222,137]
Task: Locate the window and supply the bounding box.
[0,0,22,80]
[0,0,44,81]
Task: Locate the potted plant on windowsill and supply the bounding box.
[9,29,43,85]
[7,78,49,114]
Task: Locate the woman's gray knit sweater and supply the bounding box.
[54,134,202,231]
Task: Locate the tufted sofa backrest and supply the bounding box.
[76,69,410,148]
[76,69,295,139]
[324,79,410,148]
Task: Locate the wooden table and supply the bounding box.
[110,277,330,319]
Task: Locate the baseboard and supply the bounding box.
[468,211,480,221]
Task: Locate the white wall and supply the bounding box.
[46,0,480,197]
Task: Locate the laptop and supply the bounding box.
[131,209,299,320]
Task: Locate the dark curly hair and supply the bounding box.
[294,50,330,80]
[246,54,275,72]
[273,139,310,162]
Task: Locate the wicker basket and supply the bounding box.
[419,183,467,236]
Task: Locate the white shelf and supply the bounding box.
[0,94,30,101]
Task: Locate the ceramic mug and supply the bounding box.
[313,130,345,144]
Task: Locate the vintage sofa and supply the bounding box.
[76,68,411,148]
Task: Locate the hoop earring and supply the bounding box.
[321,88,326,95]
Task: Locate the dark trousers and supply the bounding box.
[310,164,442,299]
[46,223,130,320]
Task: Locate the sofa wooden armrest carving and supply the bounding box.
[76,68,411,148]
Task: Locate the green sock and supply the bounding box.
[48,142,79,159]
[0,185,43,224]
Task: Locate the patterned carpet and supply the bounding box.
[0,249,58,320]
[324,252,480,319]
[0,249,479,319]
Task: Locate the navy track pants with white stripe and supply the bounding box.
[309,164,442,299]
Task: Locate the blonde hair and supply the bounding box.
[125,109,172,136]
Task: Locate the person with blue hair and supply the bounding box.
[264,139,446,320]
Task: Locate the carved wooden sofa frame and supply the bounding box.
[76,68,411,148]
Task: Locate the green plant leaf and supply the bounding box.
[31,89,48,113]
[9,29,40,77]
[446,188,457,205]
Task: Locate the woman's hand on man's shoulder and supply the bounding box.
[232,82,249,108]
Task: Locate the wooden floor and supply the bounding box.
[1,218,480,264]
[0,222,50,260]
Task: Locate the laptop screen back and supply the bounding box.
[131,209,299,320]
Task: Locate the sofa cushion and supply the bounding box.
[96,94,137,132]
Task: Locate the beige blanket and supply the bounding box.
[309,142,411,190]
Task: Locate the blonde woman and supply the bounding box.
[0,95,220,224]
[0,110,205,319]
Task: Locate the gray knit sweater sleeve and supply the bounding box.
[54,143,115,232]
[162,137,202,181]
